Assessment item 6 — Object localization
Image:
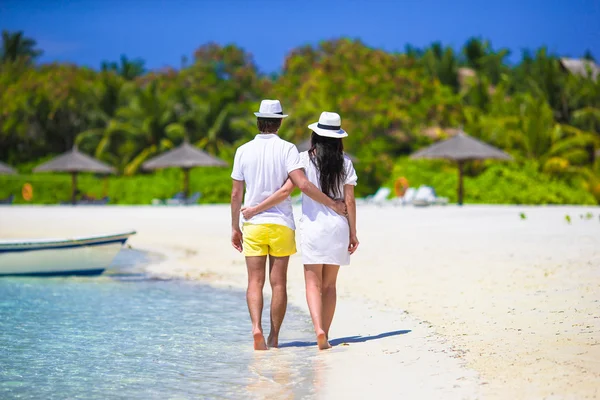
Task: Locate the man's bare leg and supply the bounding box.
[304,264,331,350]
[247,256,268,350]
[267,255,289,348]
[321,264,340,339]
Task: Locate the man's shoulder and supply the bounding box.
[273,136,295,148]
[235,136,297,156]
[279,138,296,150]
[234,140,254,154]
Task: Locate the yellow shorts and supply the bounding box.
[242,223,296,257]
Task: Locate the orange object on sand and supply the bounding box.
[394,177,409,197]
[22,183,33,201]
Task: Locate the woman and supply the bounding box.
[242,111,359,350]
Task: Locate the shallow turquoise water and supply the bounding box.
[0,250,321,399]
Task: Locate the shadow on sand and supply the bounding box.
[279,329,411,348]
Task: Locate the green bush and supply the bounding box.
[2,159,596,205]
[0,167,233,205]
[383,157,597,205]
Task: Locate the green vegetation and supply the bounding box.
[0,168,232,205]
[385,158,596,205]
[1,31,599,204]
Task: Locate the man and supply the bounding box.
[230,99,346,350]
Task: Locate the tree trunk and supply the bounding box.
[183,168,190,199]
[71,172,78,205]
[103,176,109,198]
[457,161,464,206]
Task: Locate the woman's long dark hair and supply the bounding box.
[309,131,346,199]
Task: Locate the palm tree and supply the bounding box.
[0,31,43,63]
[572,107,600,134]
[511,94,597,171]
[583,50,596,62]
[463,37,488,70]
[76,71,126,158]
[101,55,145,80]
[421,43,460,92]
[170,88,250,159]
[82,80,184,174]
[461,37,510,85]
[511,48,570,123]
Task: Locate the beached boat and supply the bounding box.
[0,231,136,277]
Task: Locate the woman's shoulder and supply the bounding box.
[343,154,355,168]
[299,151,310,164]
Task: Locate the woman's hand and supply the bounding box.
[332,200,347,216]
[241,206,258,220]
[348,233,359,254]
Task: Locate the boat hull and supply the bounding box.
[0,232,135,277]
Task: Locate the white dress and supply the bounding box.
[299,151,358,266]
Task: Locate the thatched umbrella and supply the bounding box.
[411,130,512,205]
[296,139,359,162]
[34,146,115,204]
[0,161,17,175]
[142,141,227,198]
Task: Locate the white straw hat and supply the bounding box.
[254,99,288,118]
[308,112,347,138]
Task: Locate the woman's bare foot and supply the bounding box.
[316,331,331,350]
[267,334,278,349]
[253,330,268,351]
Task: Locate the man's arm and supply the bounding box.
[241,178,295,220]
[288,169,346,215]
[230,179,244,252]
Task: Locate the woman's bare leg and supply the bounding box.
[321,264,340,339]
[304,264,331,350]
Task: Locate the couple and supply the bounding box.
[230,99,359,351]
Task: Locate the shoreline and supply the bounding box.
[138,242,482,399]
[2,204,599,399]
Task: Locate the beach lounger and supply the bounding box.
[412,186,449,207]
[152,192,184,205]
[79,196,110,205]
[166,192,201,206]
[60,196,110,205]
[0,194,14,205]
[365,187,392,206]
[184,192,201,205]
[396,187,416,206]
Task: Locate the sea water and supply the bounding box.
[0,250,325,399]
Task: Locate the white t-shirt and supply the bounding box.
[231,134,303,229]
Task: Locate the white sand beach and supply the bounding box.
[1,204,599,399]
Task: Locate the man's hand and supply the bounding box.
[231,228,243,253]
[241,206,258,220]
[348,233,359,254]
[332,200,347,216]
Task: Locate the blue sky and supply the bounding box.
[1,0,599,73]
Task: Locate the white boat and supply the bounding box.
[0,231,136,277]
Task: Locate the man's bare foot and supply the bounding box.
[316,332,331,350]
[253,331,268,351]
[267,334,278,349]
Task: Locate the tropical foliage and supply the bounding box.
[1,30,42,64]
[1,31,599,204]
